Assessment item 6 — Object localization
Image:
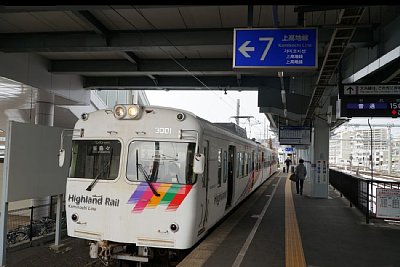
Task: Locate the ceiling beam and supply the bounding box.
[72,10,110,36]
[120,51,141,65]
[248,5,253,27]
[294,5,371,13]
[51,59,233,74]
[0,5,196,13]
[0,28,373,53]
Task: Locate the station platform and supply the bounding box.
[178,170,400,267]
[5,170,400,267]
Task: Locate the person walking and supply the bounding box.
[284,157,292,173]
[295,158,307,195]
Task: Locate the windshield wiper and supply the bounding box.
[86,161,110,191]
[136,150,160,197]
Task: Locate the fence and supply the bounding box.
[6,195,66,247]
[329,169,400,223]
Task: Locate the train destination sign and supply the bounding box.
[233,28,317,69]
[339,99,400,118]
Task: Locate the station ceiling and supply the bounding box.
[0,5,400,131]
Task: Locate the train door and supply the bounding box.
[226,145,235,209]
[198,140,209,234]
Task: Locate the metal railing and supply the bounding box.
[7,196,66,247]
[330,169,400,223]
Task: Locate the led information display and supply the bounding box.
[339,84,400,118]
[279,126,311,145]
[340,98,400,118]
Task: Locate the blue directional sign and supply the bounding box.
[285,147,293,152]
[233,28,317,69]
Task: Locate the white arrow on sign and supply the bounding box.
[239,41,255,58]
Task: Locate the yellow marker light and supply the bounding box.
[114,105,126,119]
[128,106,139,118]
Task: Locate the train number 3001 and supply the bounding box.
[155,127,172,134]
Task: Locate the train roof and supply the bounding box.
[92,104,270,149]
[213,123,247,139]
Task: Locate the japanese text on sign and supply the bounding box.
[376,188,400,219]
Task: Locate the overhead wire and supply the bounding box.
[128,6,257,116]
[110,6,266,135]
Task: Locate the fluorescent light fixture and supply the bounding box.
[281,90,286,105]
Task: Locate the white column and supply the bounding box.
[310,117,329,198]
[33,90,54,216]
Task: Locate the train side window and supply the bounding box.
[241,152,247,176]
[236,152,240,178]
[244,153,249,175]
[223,150,228,183]
[217,148,222,187]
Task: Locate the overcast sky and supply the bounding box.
[145,90,400,140]
[145,90,272,141]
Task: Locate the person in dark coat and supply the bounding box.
[284,157,292,173]
[295,158,307,195]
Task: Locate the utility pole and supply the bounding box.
[230,115,254,138]
[236,99,240,125]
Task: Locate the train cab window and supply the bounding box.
[69,140,121,180]
[126,141,196,185]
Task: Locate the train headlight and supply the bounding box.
[127,105,140,118]
[114,104,142,120]
[114,105,126,119]
[170,223,179,232]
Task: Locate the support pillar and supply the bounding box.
[310,117,329,198]
[32,90,55,215]
[33,90,64,247]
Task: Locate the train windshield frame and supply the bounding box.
[126,141,197,185]
[69,140,121,180]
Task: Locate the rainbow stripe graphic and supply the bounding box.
[237,170,260,203]
[127,182,192,213]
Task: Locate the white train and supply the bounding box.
[62,104,278,264]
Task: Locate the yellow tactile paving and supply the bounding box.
[285,174,306,267]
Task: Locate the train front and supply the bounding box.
[64,104,204,263]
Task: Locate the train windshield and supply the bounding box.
[69,140,121,180]
[127,141,196,185]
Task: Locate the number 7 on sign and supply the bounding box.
[259,37,273,61]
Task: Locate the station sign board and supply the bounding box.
[233,28,317,69]
[376,188,400,220]
[279,126,311,145]
[285,147,294,152]
[341,84,400,96]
